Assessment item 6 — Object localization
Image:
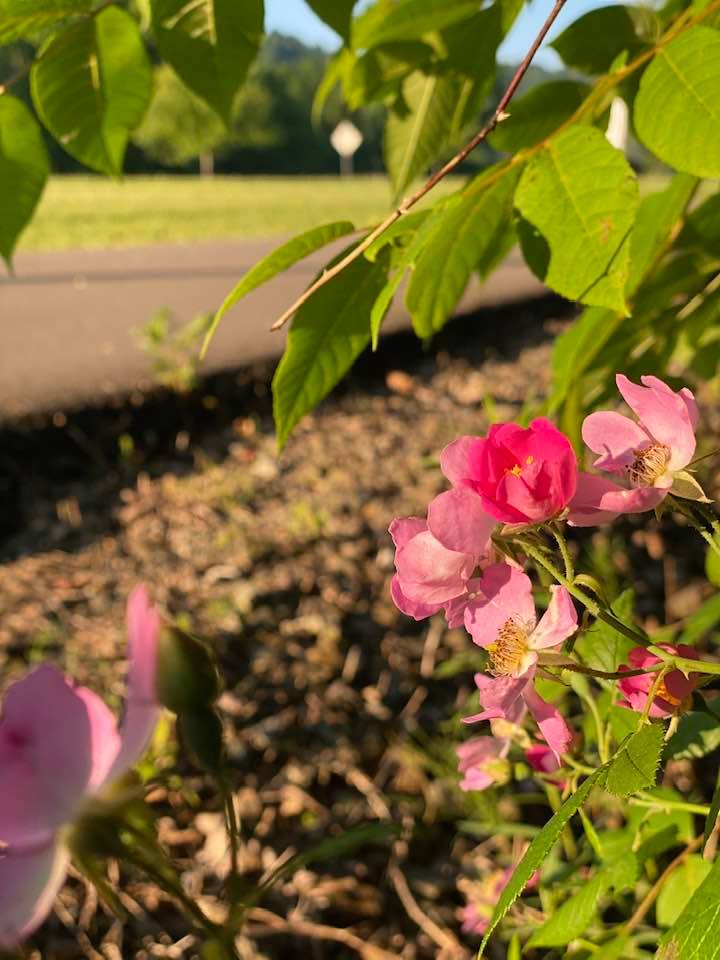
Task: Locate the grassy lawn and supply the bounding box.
[20,175,461,252]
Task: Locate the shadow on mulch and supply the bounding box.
[0,294,569,562]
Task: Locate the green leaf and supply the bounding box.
[0,0,90,43]
[305,0,357,41]
[548,306,621,412]
[405,166,519,337]
[605,722,665,797]
[635,26,720,177]
[515,125,638,311]
[203,220,355,357]
[575,589,636,678]
[272,246,390,449]
[478,768,605,956]
[679,593,720,645]
[0,95,49,267]
[551,5,657,73]
[151,0,264,124]
[384,70,470,198]
[490,80,589,152]
[657,856,714,928]
[667,711,720,760]
[680,192,720,257]
[30,6,152,176]
[352,0,480,50]
[658,855,720,959]
[528,853,638,948]
[626,173,698,295]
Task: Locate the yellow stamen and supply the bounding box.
[627,442,671,487]
[526,455,534,465]
[488,619,529,676]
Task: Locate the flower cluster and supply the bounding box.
[389,375,709,793]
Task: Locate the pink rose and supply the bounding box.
[461,865,539,935]
[525,743,562,774]
[441,418,577,525]
[569,374,702,526]
[463,564,577,760]
[389,493,495,627]
[617,644,700,719]
[0,586,161,947]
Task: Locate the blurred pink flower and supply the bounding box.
[617,644,700,719]
[525,743,562,775]
[0,586,160,947]
[461,865,539,935]
[456,736,510,792]
[569,374,702,526]
[388,500,494,627]
[441,418,577,525]
[463,564,576,759]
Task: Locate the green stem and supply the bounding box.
[520,540,649,647]
[550,523,574,581]
[632,793,710,816]
[638,665,670,728]
[647,645,720,676]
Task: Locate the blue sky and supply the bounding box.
[264,0,607,69]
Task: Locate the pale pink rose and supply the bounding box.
[441,418,577,525]
[617,644,699,719]
[0,586,160,947]
[389,497,494,628]
[456,736,510,792]
[569,374,702,526]
[462,564,576,759]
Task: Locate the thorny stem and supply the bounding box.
[647,645,720,677]
[625,834,704,933]
[271,0,720,333]
[550,524,575,581]
[269,0,570,332]
[543,658,663,681]
[519,540,650,647]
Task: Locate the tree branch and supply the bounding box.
[270,0,569,332]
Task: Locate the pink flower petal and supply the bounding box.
[390,575,441,621]
[0,666,95,845]
[463,672,529,724]
[523,685,571,758]
[427,488,495,555]
[617,374,696,470]
[388,517,427,550]
[582,411,651,472]
[568,472,665,526]
[396,529,474,605]
[464,564,535,650]
[104,586,161,785]
[530,586,577,650]
[525,744,561,774]
[457,736,507,792]
[440,435,478,485]
[0,835,68,947]
[73,687,122,792]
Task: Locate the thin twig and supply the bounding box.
[387,860,469,958]
[625,835,704,932]
[246,906,398,960]
[269,0,568,332]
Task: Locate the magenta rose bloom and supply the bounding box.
[441,418,577,525]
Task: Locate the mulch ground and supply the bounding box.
[1,296,714,960]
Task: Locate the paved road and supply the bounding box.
[0,238,544,419]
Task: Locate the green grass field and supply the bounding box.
[20,175,461,252]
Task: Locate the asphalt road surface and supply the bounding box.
[0,239,544,419]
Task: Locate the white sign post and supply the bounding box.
[330,120,363,176]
